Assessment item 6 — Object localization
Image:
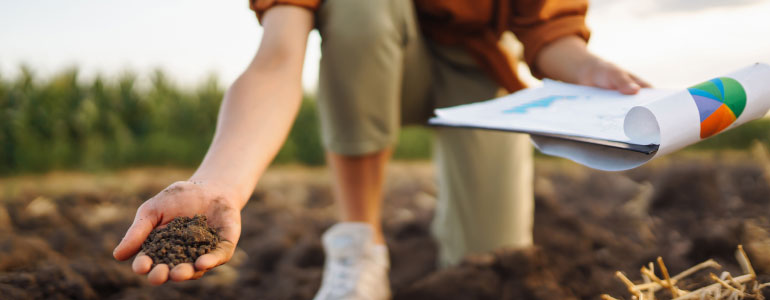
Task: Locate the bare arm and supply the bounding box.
[192,6,314,204]
[535,35,651,95]
[112,6,314,285]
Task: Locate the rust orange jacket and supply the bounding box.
[250,0,590,93]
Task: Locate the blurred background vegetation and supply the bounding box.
[1,67,769,176]
[0,67,432,175]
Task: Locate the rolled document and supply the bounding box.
[429,63,770,171]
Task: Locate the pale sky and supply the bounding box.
[1,0,769,90]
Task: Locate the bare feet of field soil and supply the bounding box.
[1,153,770,299]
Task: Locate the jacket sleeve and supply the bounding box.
[509,0,591,78]
[249,0,321,22]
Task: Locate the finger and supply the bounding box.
[169,263,195,282]
[114,204,160,261]
[148,264,170,285]
[611,72,641,95]
[195,240,236,271]
[190,270,206,280]
[629,73,652,88]
[132,252,153,275]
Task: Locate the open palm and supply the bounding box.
[113,180,243,285]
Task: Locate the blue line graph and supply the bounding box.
[502,95,578,114]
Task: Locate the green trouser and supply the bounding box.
[316,0,534,266]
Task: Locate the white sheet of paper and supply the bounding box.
[435,80,675,143]
[431,63,770,171]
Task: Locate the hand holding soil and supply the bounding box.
[112,180,243,285]
[141,215,220,268]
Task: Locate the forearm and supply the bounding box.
[534,35,594,84]
[189,6,313,206]
[190,70,303,205]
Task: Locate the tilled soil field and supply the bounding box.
[1,153,770,299]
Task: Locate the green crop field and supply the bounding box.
[1,66,768,175]
[0,67,432,175]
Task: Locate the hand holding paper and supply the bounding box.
[429,63,770,171]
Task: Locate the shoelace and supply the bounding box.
[323,256,361,297]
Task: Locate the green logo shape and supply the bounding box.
[689,77,746,117]
[688,77,747,139]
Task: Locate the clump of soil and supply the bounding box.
[141,215,220,267]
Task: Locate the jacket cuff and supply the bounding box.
[250,0,321,23]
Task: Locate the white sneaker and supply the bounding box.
[313,223,391,300]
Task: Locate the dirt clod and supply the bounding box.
[141,215,220,268]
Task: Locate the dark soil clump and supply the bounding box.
[141,215,220,267]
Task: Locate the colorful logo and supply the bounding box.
[688,77,746,139]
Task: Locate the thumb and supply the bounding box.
[195,217,241,270]
[113,204,159,261]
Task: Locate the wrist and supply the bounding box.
[536,35,595,84]
[186,175,250,209]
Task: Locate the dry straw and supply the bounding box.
[602,245,770,300]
